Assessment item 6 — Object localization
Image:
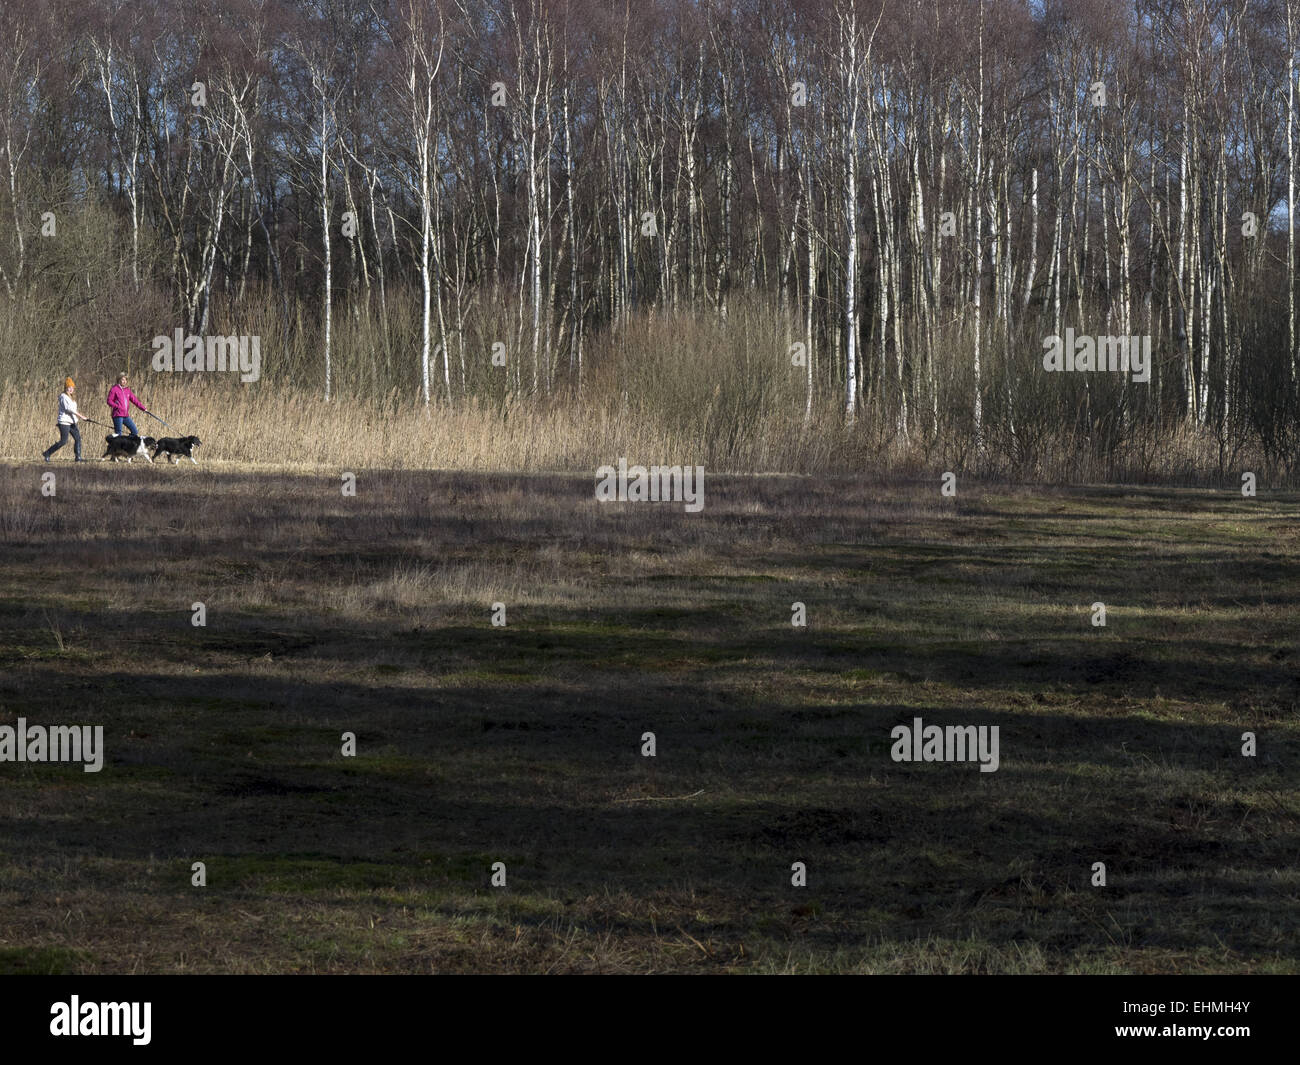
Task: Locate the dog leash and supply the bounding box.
[143,410,181,433]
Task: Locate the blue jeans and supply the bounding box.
[113,415,139,436]
[45,423,82,459]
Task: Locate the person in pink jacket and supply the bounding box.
[106,372,149,436]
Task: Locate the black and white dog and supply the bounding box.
[150,435,202,465]
[102,434,156,463]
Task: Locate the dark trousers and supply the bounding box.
[45,422,82,459]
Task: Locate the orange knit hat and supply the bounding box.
[64,377,74,389]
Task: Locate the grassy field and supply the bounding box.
[0,458,1296,973]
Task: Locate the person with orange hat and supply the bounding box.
[41,377,88,462]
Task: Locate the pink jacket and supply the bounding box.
[107,384,146,418]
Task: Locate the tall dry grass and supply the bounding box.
[0,261,1282,480]
[8,375,868,473]
[4,291,876,473]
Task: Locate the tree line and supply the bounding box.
[4,0,1300,468]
